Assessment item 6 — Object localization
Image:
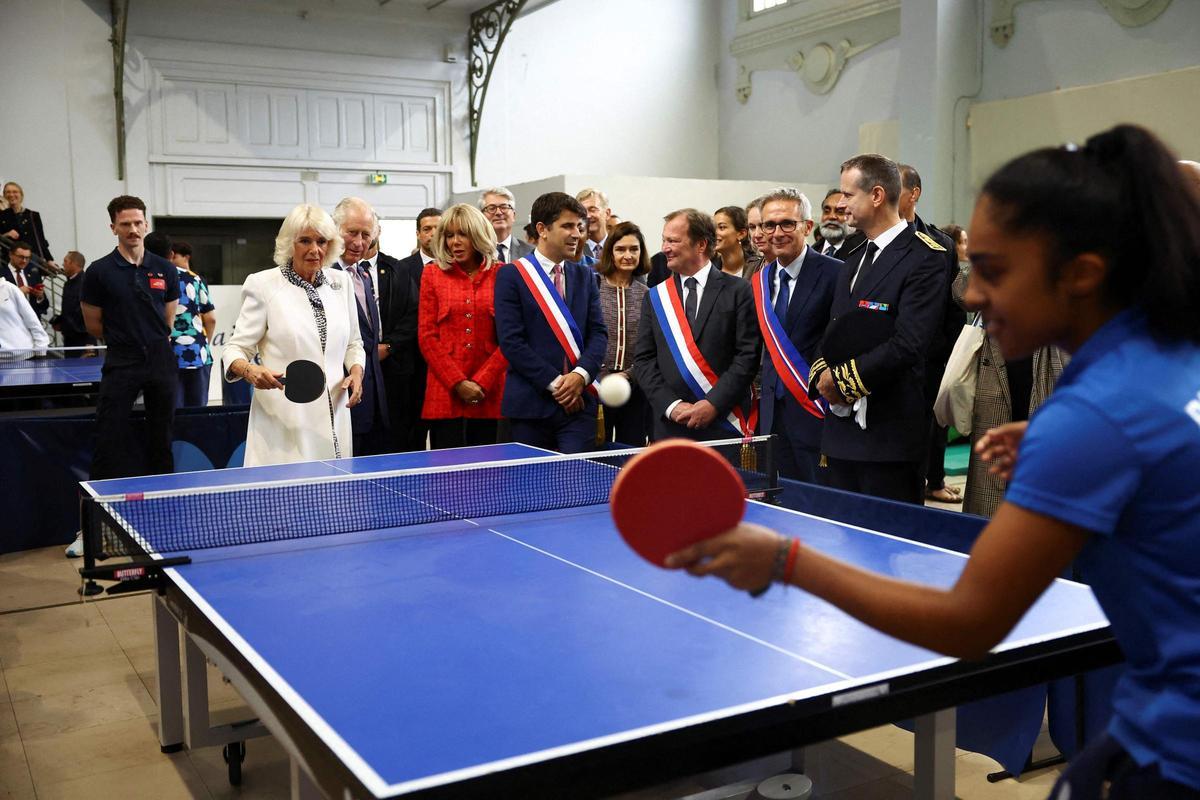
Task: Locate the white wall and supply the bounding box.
[454,175,827,250]
[1,0,468,265]
[716,0,1200,226]
[472,0,723,188]
[979,0,1200,103]
[716,1,901,189]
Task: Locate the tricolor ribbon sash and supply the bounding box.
[753,264,825,420]
[510,256,596,392]
[648,276,757,436]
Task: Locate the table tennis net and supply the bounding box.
[82,437,777,560]
[0,345,105,363]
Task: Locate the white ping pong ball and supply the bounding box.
[598,373,632,407]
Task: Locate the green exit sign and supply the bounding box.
[368,172,388,185]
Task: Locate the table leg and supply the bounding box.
[914,708,956,800]
[291,757,327,800]
[153,595,184,752]
[181,634,211,749]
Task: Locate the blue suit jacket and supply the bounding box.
[494,256,608,420]
[333,264,388,433]
[758,248,840,448]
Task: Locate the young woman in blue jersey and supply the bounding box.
[666,124,1200,799]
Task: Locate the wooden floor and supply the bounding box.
[2,474,1068,799]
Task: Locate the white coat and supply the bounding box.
[223,266,366,467]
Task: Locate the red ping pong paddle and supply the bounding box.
[279,359,326,403]
[610,439,746,568]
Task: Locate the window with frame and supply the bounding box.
[751,0,789,13]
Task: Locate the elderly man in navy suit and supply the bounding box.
[333,197,390,456]
[754,189,840,482]
[494,192,607,453]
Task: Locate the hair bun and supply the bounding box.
[1084,128,1130,164]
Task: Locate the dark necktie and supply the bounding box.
[851,241,879,292]
[358,262,381,337]
[497,243,507,263]
[684,276,699,330]
[772,270,792,398]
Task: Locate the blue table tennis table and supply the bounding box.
[0,354,103,400]
[80,443,1118,800]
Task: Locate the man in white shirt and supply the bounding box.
[633,209,761,442]
[0,277,50,354]
[575,188,611,264]
[808,154,949,503]
[493,192,607,453]
[478,187,532,264]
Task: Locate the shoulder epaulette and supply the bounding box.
[915,231,947,252]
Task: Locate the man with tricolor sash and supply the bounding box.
[754,189,840,482]
[633,209,761,442]
[494,192,608,453]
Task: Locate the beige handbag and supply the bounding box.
[934,318,984,433]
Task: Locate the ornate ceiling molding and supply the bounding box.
[729,0,899,102]
[992,0,1172,47]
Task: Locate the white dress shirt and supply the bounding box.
[589,237,606,261]
[850,219,908,292]
[532,247,590,389]
[773,246,808,305]
[665,261,714,419]
[497,235,517,263]
[0,279,49,354]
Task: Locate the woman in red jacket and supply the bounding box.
[418,203,507,448]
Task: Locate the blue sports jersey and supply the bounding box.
[1006,310,1200,789]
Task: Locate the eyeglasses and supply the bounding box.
[483,203,514,214]
[760,219,800,234]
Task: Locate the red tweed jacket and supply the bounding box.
[417,260,507,419]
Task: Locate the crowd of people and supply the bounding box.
[1,156,1009,509]
[5,123,1200,799]
[199,164,969,508]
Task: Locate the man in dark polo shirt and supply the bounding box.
[65,195,180,556]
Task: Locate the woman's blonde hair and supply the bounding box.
[273,204,344,269]
[431,203,497,269]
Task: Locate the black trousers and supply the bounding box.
[824,457,923,505]
[91,341,176,481]
[428,418,499,450]
[1050,732,1200,799]
[925,416,949,490]
[383,367,428,452]
[600,386,649,447]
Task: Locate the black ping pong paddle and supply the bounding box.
[280,359,326,403]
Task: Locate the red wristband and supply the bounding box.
[782,538,800,584]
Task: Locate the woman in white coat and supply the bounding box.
[223,204,365,466]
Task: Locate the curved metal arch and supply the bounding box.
[468,0,527,185]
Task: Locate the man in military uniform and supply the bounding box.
[808,155,949,504]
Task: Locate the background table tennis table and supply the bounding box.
[81,443,1119,800]
[0,354,103,400]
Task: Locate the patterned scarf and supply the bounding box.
[280,262,341,458]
